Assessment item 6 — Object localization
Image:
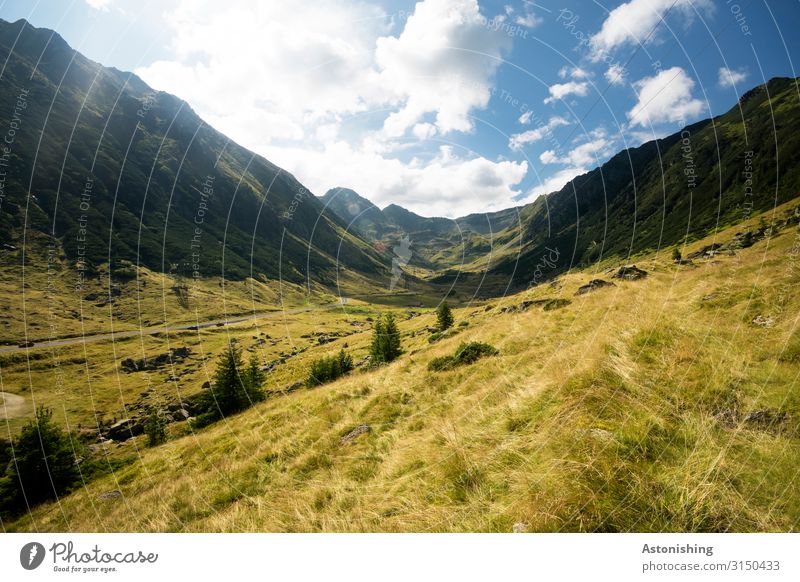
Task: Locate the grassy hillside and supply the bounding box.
[0,18,387,284]
[4,201,799,532]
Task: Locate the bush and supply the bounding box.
[427,342,499,372]
[307,349,354,387]
[436,302,454,332]
[144,410,168,447]
[199,343,266,422]
[0,407,81,516]
[370,313,402,364]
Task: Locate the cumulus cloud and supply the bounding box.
[590,0,712,57]
[525,166,588,199]
[604,63,626,86]
[718,66,748,88]
[375,0,512,136]
[267,143,528,217]
[539,133,613,168]
[509,116,569,150]
[134,0,525,217]
[627,66,705,127]
[543,81,589,104]
[558,66,590,80]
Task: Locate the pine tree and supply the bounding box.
[208,342,248,417]
[381,313,403,362]
[436,302,454,332]
[244,354,266,404]
[1,407,80,513]
[369,314,401,364]
[671,248,682,262]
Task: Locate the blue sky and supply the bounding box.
[1,0,799,217]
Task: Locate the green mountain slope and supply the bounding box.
[0,18,386,284]
[488,77,800,288]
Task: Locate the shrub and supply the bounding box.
[370,313,402,364]
[307,349,354,387]
[144,410,168,447]
[0,407,81,516]
[199,343,266,422]
[427,341,499,372]
[671,248,682,262]
[436,302,454,332]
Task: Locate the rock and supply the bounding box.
[98,489,122,501]
[512,522,529,533]
[120,347,193,373]
[575,279,615,295]
[686,243,722,260]
[612,265,647,281]
[743,409,788,429]
[201,381,211,390]
[105,418,144,441]
[576,428,614,440]
[174,409,190,421]
[340,424,371,444]
[752,315,775,328]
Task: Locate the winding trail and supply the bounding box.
[0,303,342,354]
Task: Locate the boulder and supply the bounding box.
[612,265,647,281]
[105,418,144,441]
[340,424,371,444]
[98,489,122,501]
[575,279,615,295]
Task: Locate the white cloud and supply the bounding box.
[543,81,589,104]
[514,12,542,28]
[604,63,626,86]
[627,66,705,127]
[509,116,570,150]
[375,0,512,136]
[85,0,112,10]
[267,143,528,217]
[518,110,533,124]
[590,0,712,57]
[524,166,589,200]
[558,66,590,80]
[134,0,525,217]
[718,66,748,88]
[538,130,614,167]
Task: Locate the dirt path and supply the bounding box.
[0,391,27,420]
[0,303,343,355]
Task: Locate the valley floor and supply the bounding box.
[2,204,800,532]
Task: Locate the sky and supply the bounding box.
[1,0,799,217]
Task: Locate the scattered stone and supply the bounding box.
[121,347,193,373]
[575,279,615,295]
[340,424,371,444]
[744,409,788,429]
[98,489,122,501]
[752,315,775,328]
[686,243,722,260]
[576,428,614,440]
[105,418,144,441]
[612,265,648,281]
[201,381,211,390]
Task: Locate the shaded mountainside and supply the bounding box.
[489,76,800,288]
[0,18,386,284]
[320,187,523,271]
[324,78,800,294]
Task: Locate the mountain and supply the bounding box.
[485,77,800,288]
[323,78,800,295]
[0,18,386,285]
[320,190,523,271]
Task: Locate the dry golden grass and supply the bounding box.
[3,205,800,532]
